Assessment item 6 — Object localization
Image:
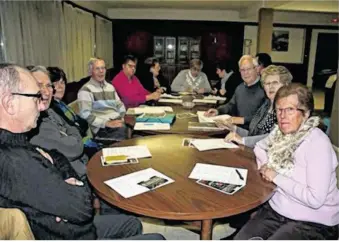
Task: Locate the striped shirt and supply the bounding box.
[77,78,126,134]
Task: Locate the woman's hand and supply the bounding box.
[259,164,277,182]
[224,132,243,145]
[215,118,236,132]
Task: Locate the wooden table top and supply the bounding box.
[87,134,275,221]
[124,104,226,137]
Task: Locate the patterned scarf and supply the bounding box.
[266,116,320,176]
[186,71,202,91]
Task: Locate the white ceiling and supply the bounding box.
[97,0,338,13]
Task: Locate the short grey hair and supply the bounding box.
[88,57,105,75]
[0,63,24,95]
[30,65,49,75]
[238,55,258,68]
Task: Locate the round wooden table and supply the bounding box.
[87,134,275,240]
[124,103,226,137]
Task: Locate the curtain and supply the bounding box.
[95,16,113,68]
[63,4,95,81]
[0,1,64,67]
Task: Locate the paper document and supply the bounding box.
[190,138,238,151]
[104,168,175,198]
[134,122,170,130]
[197,111,231,123]
[204,95,227,101]
[102,145,152,160]
[188,122,224,132]
[193,99,217,104]
[158,99,183,104]
[161,93,182,99]
[128,106,173,115]
[189,163,247,186]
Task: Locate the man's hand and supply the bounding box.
[214,117,236,131]
[146,91,161,101]
[196,88,205,94]
[65,177,84,186]
[259,165,277,182]
[212,88,218,95]
[224,132,243,145]
[219,89,226,96]
[105,119,124,128]
[155,88,163,94]
[204,109,218,117]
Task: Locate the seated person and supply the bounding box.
[0,208,35,240]
[217,65,292,148]
[112,55,161,109]
[255,52,273,75]
[234,83,339,240]
[171,59,212,94]
[205,55,266,129]
[0,63,164,240]
[139,57,171,93]
[212,60,242,102]
[28,66,87,178]
[78,58,128,142]
[48,66,100,158]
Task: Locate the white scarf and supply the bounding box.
[266,116,320,176]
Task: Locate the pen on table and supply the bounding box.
[235,169,244,180]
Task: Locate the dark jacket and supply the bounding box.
[0,129,96,239]
[214,71,242,102]
[138,69,171,93]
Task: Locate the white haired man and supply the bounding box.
[205,55,266,129]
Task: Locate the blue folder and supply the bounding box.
[135,113,176,124]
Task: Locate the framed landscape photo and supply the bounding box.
[272,30,289,52]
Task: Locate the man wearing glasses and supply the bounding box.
[205,55,266,129]
[112,55,161,109]
[0,63,164,240]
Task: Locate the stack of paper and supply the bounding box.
[197,111,231,123]
[158,98,183,104]
[127,106,173,115]
[160,93,182,99]
[104,168,175,198]
[193,99,217,104]
[204,95,227,101]
[189,163,247,195]
[101,145,151,166]
[188,122,224,132]
[190,138,238,151]
[134,122,170,130]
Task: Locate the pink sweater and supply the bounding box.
[112,71,150,109]
[254,128,339,226]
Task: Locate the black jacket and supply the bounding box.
[138,69,171,93]
[214,71,242,103]
[0,129,96,239]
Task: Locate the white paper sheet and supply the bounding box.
[190,138,238,151]
[160,93,182,99]
[204,95,227,101]
[189,163,247,186]
[158,99,183,104]
[102,145,152,159]
[197,111,231,123]
[134,122,171,130]
[193,99,217,104]
[104,168,175,198]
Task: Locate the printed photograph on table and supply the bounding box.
[101,156,139,166]
[197,179,243,195]
[272,30,289,52]
[138,176,169,190]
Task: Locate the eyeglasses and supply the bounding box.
[239,67,256,73]
[94,66,106,72]
[38,83,53,90]
[127,64,136,69]
[264,81,280,87]
[12,92,42,101]
[275,107,304,116]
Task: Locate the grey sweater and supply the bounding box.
[217,79,266,129]
[171,69,212,93]
[29,108,87,178]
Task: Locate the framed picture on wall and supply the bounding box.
[272,30,289,52]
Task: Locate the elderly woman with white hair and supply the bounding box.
[218,65,293,148]
[234,83,339,240]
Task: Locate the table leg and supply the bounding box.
[201,219,212,240]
